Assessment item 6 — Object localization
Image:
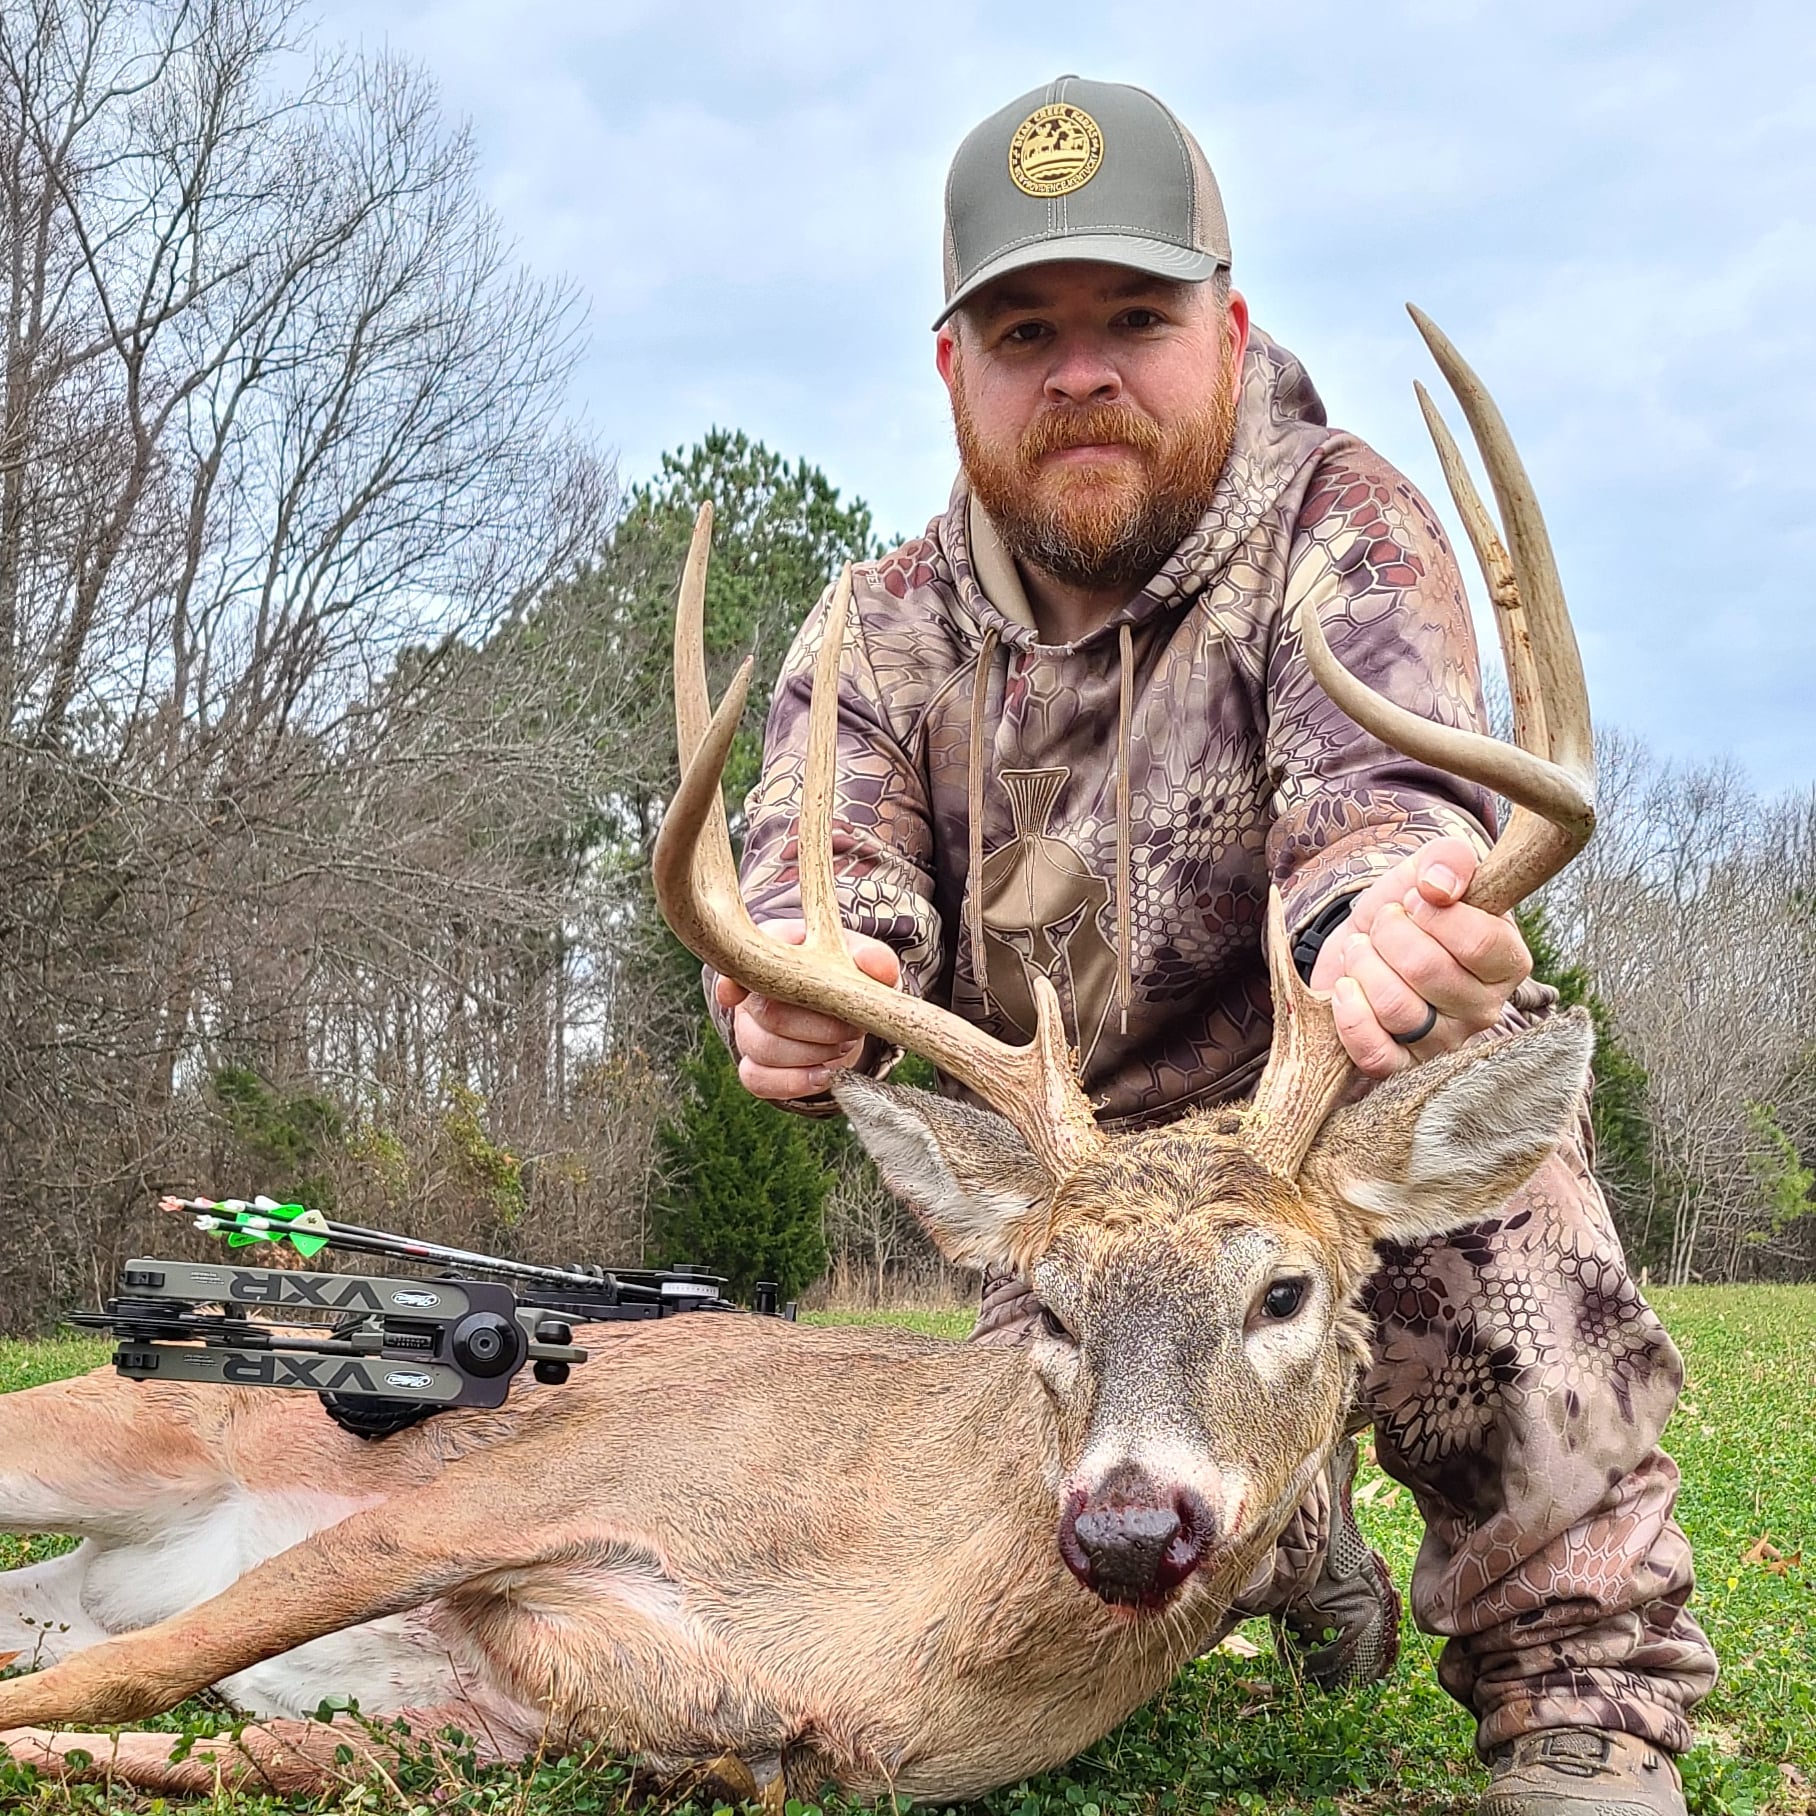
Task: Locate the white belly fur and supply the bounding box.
[7,1486,463,1719]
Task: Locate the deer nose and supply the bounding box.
[1058,1481,1211,1606]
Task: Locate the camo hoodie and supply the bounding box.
[716,328,1493,1126]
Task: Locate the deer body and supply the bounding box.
[0,1315,1295,1798]
[0,1019,1589,1800]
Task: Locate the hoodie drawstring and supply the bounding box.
[967,626,1000,1010]
[1116,622,1133,1035]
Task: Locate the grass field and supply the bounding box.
[0,1288,1809,1815]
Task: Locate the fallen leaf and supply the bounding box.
[1214,1632,1262,1658]
[1742,1534,1799,1575]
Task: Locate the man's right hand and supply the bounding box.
[713,919,902,1101]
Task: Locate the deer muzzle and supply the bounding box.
[1058,1476,1213,1608]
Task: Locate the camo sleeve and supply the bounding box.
[1266,444,1495,933]
[705,580,948,1092]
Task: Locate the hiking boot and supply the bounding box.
[1270,1436,1401,1691]
[1479,1729,1687,1816]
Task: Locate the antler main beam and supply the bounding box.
[1246,310,1598,1178]
[652,505,1104,1180]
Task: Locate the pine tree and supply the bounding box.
[651,1024,830,1301]
[211,1066,344,1212]
[1516,903,1659,1259]
[522,431,883,1063]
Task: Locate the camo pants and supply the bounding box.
[971,1114,1719,1756]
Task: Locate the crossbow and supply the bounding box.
[71,1197,795,1440]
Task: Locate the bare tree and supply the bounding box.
[0,0,618,1329]
[1542,734,1816,1282]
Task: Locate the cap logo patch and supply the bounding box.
[1008,103,1104,198]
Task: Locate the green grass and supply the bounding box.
[0,1291,1808,1815]
[0,1335,110,1395]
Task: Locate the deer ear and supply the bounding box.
[1301,1008,1594,1247]
[832,1074,1055,1271]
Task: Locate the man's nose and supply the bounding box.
[1043,340,1121,406]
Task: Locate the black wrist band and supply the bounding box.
[1291,892,1361,983]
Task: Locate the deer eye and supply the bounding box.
[1038,1304,1076,1343]
[1261,1278,1308,1321]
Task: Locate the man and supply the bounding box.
[711,78,1715,1816]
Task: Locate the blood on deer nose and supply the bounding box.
[1057,1480,1211,1607]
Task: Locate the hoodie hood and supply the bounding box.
[936,327,1337,1030]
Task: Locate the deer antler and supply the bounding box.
[1245,308,1597,1179]
[652,505,1105,1179]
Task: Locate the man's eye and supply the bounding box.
[1002,321,1047,345]
[1039,1304,1075,1342]
[1119,308,1166,330]
[1261,1279,1307,1321]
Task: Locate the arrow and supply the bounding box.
[162,1195,332,1259]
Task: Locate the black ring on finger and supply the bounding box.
[1390,999,1440,1046]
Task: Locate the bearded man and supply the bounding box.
[710,78,1715,1816]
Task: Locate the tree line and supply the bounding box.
[1535,740,1816,1283]
[0,0,1806,1334]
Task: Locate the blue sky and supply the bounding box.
[311,0,1815,790]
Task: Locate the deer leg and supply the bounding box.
[0,1373,222,1541]
[0,1372,232,1671]
[0,1457,549,1732]
[0,1699,539,1796]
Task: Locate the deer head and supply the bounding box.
[654,309,1596,1615]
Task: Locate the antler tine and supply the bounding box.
[674,503,717,770]
[1245,886,1358,1179]
[664,502,747,920]
[1247,314,1597,1178]
[652,509,1104,1179]
[1412,380,1547,759]
[1295,314,1595,918]
[1408,307,1591,778]
[797,565,858,963]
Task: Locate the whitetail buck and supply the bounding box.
[0,312,1595,1802]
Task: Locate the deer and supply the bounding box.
[0,311,1596,1804]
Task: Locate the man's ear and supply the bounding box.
[832,1073,1054,1271]
[1300,1009,1594,1248]
[1225,287,1251,373]
[935,324,960,397]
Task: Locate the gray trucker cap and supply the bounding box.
[936,77,1230,329]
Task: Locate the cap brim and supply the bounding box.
[933,234,1225,329]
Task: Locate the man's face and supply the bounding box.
[937,262,1250,597]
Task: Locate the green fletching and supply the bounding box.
[211,1201,330,1259]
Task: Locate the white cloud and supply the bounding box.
[309,0,1816,788]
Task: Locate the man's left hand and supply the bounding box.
[1308,837,1531,1078]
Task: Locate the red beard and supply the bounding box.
[952,361,1239,597]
